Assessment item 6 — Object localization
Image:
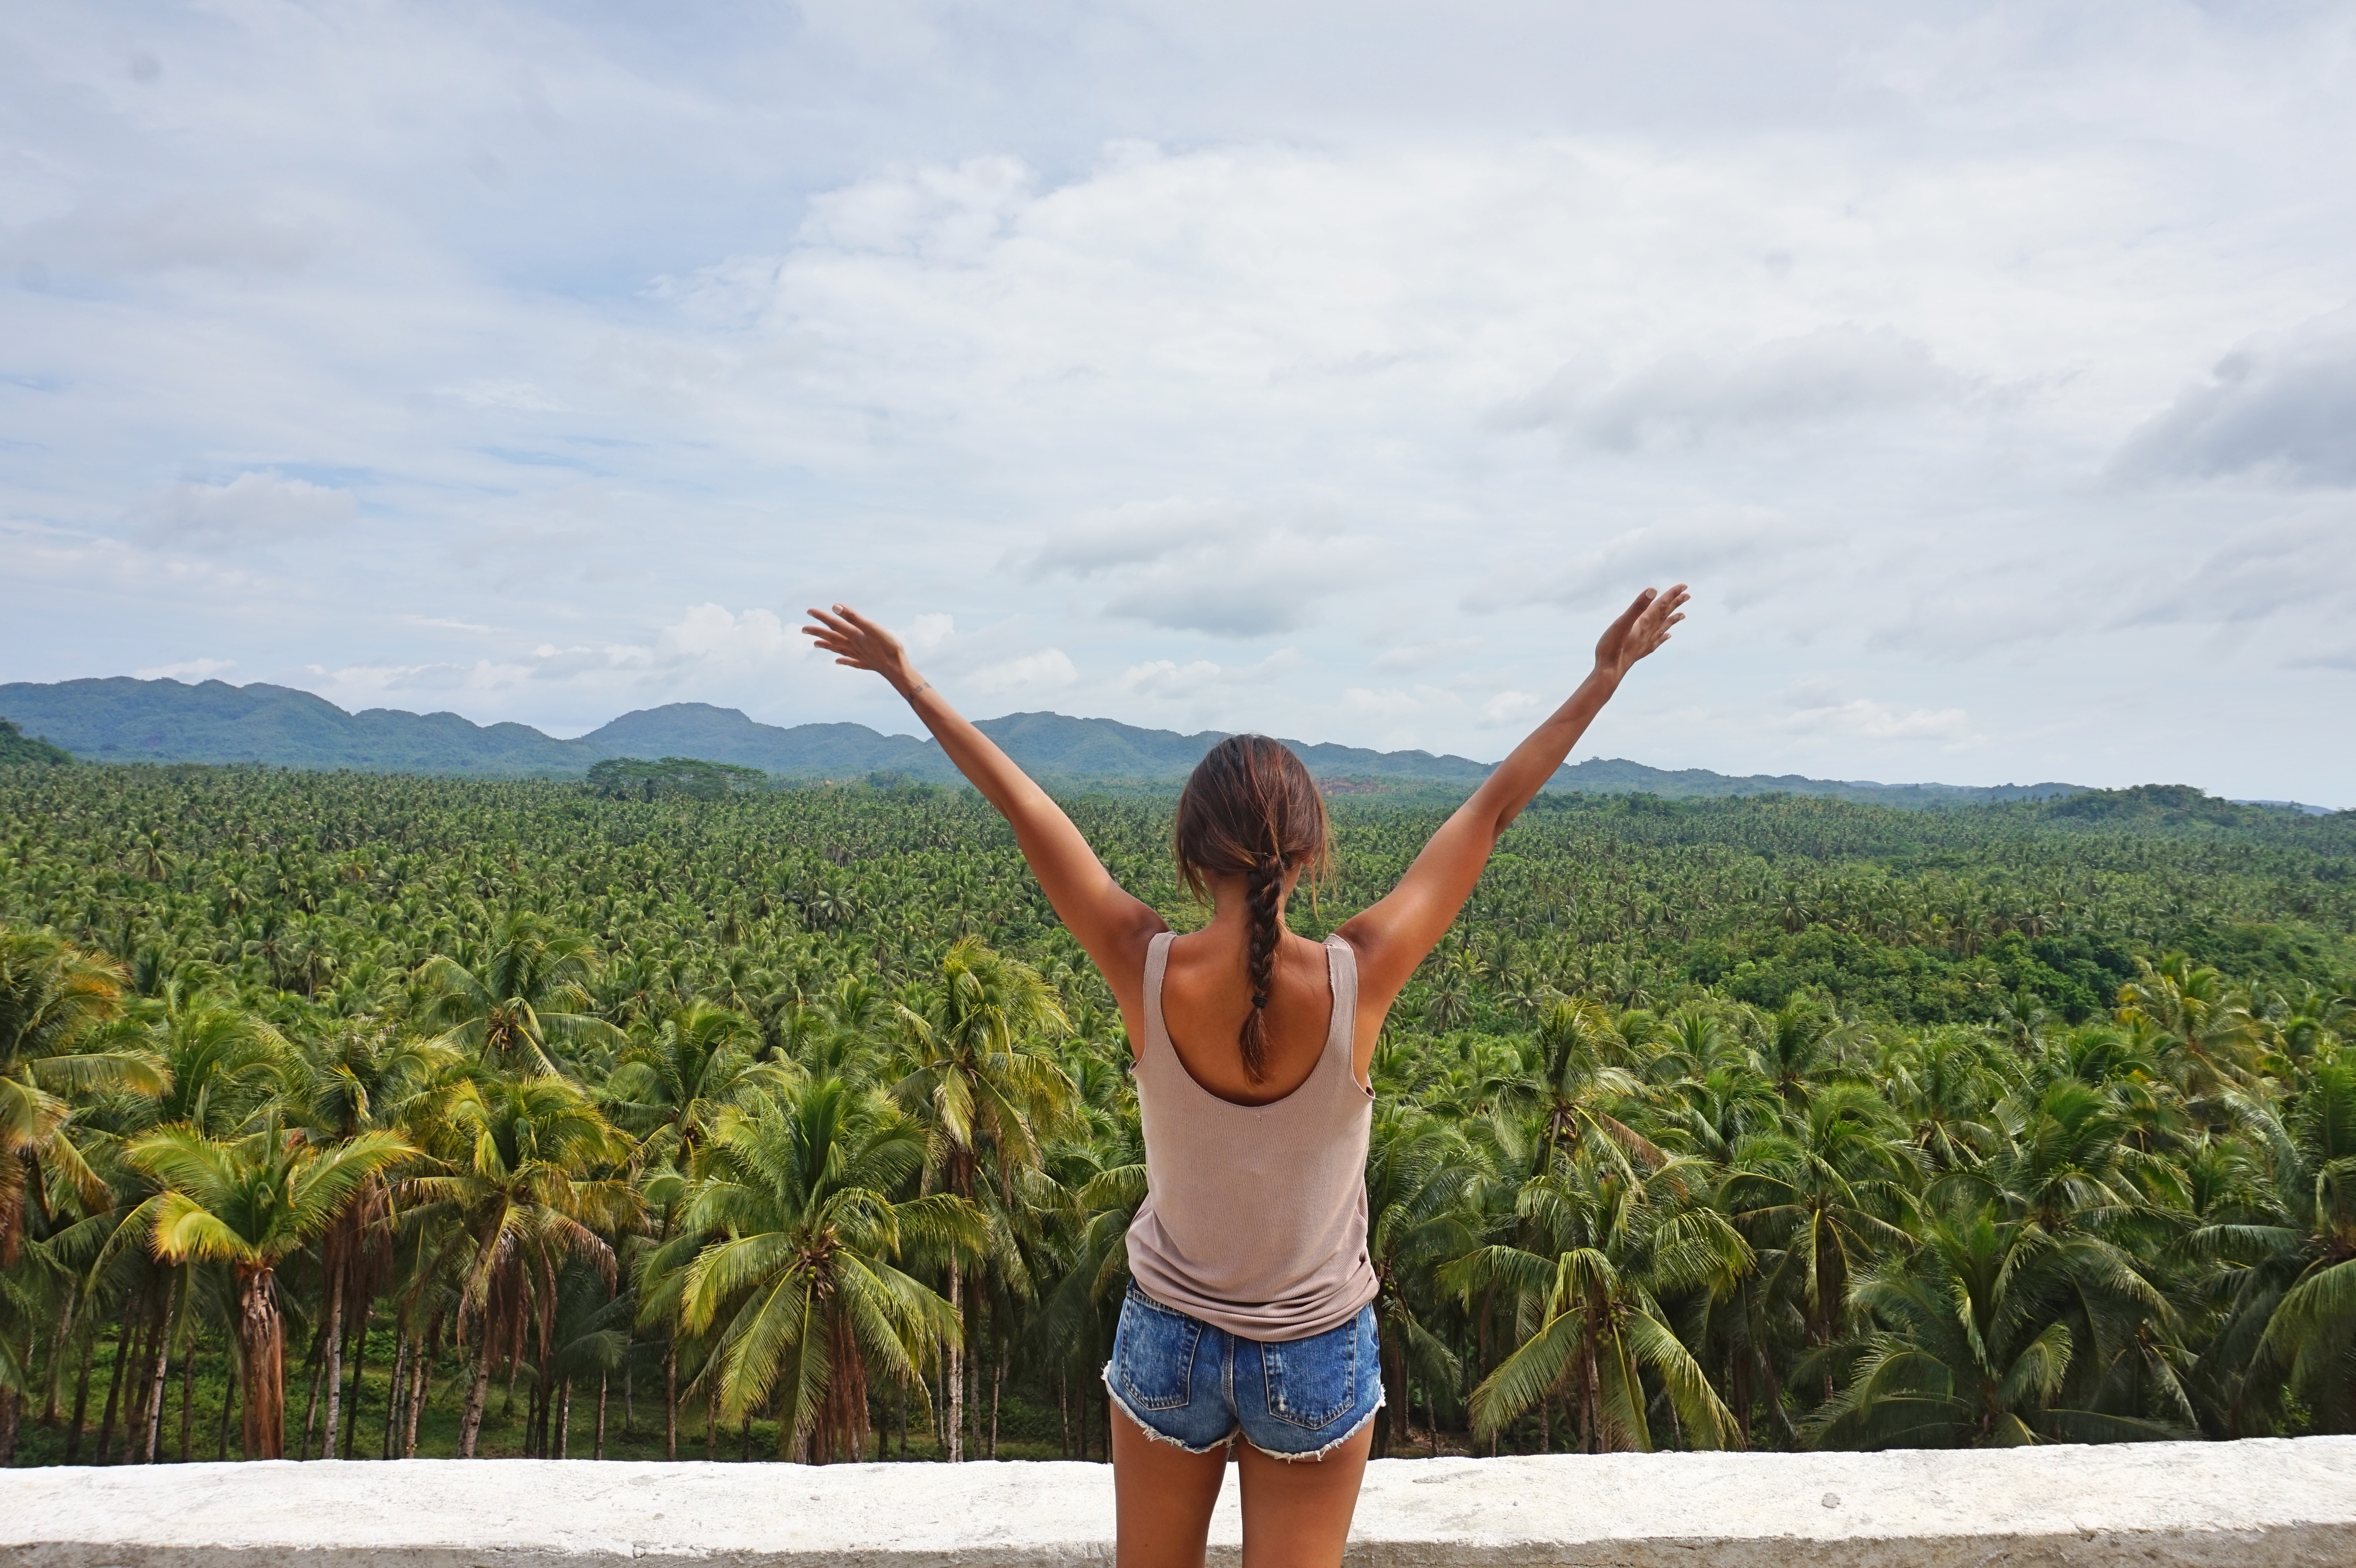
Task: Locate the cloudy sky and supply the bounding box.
[4,3,2353,803]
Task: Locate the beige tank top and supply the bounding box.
[1124,930,1380,1342]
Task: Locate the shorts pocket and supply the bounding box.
[1260,1310,1363,1430]
[1115,1289,1203,1412]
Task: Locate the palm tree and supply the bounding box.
[606,1000,782,1170]
[1483,999,1662,1182]
[401,1074,637,1456]
[2116,955,2258,1097]
[2194,1062,2356,1432]
[0,926,156,1265]
[1362,1104,1479,1453]
[1722,1085,1920,1364]
[664,1078,978,1462]
[122,1114,415,1458]
[415,911,627,1075]
[1448,1156,1748,1452]
[1811,1206,2186,1448]
[293,1021,459,1461]
[890,937,1073,1460]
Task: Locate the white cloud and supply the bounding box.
[1465,514,1831,614]
[2113,304,2356,487]
[1775,683,1977,746]
[906,613,955,649]
[1499,326,1972,451]
[968,648,1077,695]
[133,472,355,551]
[657,604,798,663]
[7,1,2356,799]
[1479,690,1546,728]
[132,657,236,682]
[1120,648,1303,699]
[1371,638,1481,673]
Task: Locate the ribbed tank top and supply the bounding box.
[1124,930,1380,1342]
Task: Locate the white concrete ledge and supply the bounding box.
[6,1439,2355,1567]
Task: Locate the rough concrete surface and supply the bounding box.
[5,1438,2354,1567]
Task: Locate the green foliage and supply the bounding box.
[0,759,2351,1468]
[0,720,70,769]
[586,757,770,800]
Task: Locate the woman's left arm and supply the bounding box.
[801,606,1165,982]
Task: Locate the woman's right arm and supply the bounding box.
[1338,585,1688,1012]
[801,607,1165,1003]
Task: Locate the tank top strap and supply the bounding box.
[1322,935,1361,1081]
[1142,930,1176,1053]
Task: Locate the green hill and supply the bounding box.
[0,717,71,767]
[0,675,2109,806]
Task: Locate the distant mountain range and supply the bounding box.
[0,675,2095,808]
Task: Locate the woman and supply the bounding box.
[801,584,1688,1568]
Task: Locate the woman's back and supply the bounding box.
[1126,929,1378,1342]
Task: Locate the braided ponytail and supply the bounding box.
[1239,850,1286,1080]
[1174,736,1330,1084]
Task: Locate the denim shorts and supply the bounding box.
[1103,1283,1384,1460]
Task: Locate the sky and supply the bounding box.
[3,2,2353,804]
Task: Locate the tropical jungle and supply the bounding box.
[1,756,2352,1469]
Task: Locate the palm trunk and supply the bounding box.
[402,1321,435,1459]
[457,1340,493,1459]
[95,1305,134,1464]
[557,1378,572,1460]
[218,1350,239,1460]
[117,1286,157,1464]
[594,1372,608,1460]
[383,1334,407,1460]
[66,1329,96,1464]
[663,1345,678,1461]
[234,1266,287,1461]
[178,1339,197,1461]
[343,1296,372,1459]
[319,1258,344,1460]
[139,1272,177,1463]
[298,1321,326,1459]
[945,1259,963,1463]
[43,1295,75,1423]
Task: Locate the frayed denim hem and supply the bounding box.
[1102,1370,1237,1457]
[1242,1394,1385,1464]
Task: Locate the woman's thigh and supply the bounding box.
[1112,1408,1230,1568]
[1235,1420,1373,1568]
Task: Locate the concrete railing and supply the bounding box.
[6,1438,2355,1566]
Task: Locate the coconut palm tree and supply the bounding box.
[1449,1155,1748,1452]
[665,1077,978,1462]
[1811,1206,2187,1449]
[889,937,1073,1460]
[415,911,627,1075]
[1362,1104,1478,1454]
[0,927,156,1265]
[605,1000,782,1170]
[121,1114,415,1458]
[1722,1085,1919,1359]
[2193,1062,2356,1432]
[400,1074,637,1456]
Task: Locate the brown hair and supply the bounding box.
[1173,735,1330,1082]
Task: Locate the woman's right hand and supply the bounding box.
[802,604,923,698]
[1593,584,1689,683]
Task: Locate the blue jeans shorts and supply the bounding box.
[1103,1283,1384,1460]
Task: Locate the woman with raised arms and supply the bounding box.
[802,584,1688,1568]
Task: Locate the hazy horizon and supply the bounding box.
[6,3,2353,803]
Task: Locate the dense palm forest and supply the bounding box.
[2,759,2352,1469]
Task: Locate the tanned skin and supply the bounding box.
[802,585,1688,1568]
